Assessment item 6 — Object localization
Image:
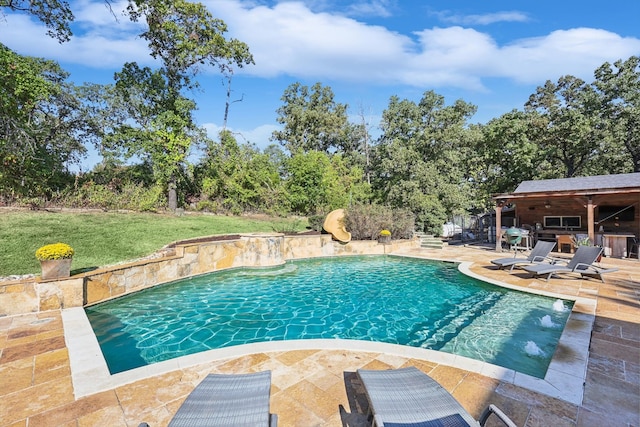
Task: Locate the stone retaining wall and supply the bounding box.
[0,234,417,316]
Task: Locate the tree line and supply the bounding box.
[1,2,638,234]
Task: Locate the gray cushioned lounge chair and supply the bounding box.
[357,367,517,427]
[522,245,617,282]
[491,240,556,272]
[167,370,277,427]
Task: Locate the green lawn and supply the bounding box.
[0,210,307,277]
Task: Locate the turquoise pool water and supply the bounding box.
[86,256,573,377]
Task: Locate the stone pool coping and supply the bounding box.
[62,255,595,406]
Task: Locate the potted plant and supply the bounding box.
[378,229,391,244]
[36,243,74,280]
[570,235,592,247]
[570,235,603,261]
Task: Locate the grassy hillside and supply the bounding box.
[0,210,306,277]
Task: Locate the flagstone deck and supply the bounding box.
[1,245,638,427]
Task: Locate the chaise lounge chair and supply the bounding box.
[357,367,518,427]
[160,370,277,427]
[522,246,618,282]
[491,240,556,272]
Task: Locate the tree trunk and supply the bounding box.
[168,178,178,211]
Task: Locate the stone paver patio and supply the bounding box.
[1,244,638,426]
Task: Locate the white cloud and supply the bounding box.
[345,1,394,18]
[210,1,640,89]
[438,11,529,26]
[0,10,151,68]
[210,1,413,82]
[73,0,134,29]
[2,0,639,91]
[238,124,281,148]
[498,28,640,83]
[203,123,279,149]
[406,26,498,90]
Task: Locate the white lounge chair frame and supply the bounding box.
[357,367,517,427]
[491,240,556,272]
[523,246,618,282]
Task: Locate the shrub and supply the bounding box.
[136,184,166,212]
[196,199,221,213]
[307,214,325,232]
[388,208,416,239]
[58,181,166,212]
[271,219,306,234]
[72,181,117,210]
[14,196,46,210]
[35,243,74,260]
[346,204,390,240]
[345,204,415,240]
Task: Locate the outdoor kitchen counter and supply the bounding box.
[601,233,636,258]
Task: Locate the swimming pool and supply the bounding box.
[86,255,573,377]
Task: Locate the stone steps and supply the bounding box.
[415,233,444,249]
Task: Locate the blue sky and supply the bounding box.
[2,0,640,169]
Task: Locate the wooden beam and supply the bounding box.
[495,204,503,252]
[587,196,595,242]
[493,188,640,201]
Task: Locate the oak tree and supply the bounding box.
[374,91,477,233]
[271,82,349,154]
[593,56,640,172]
[0,44,86,197]
[119,0,254,209]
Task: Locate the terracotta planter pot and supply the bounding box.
[40,259,72,280]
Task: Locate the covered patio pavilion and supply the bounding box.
[492,173,640,258]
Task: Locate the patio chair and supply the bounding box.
[522,246,617,282]
[162,370,277,427]
[357,367,518,427]
[491,240,556,272]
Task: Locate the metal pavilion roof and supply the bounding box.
[494,173,640,200]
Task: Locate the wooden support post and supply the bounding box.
[587,196,595,243]
[495,204,503,252]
